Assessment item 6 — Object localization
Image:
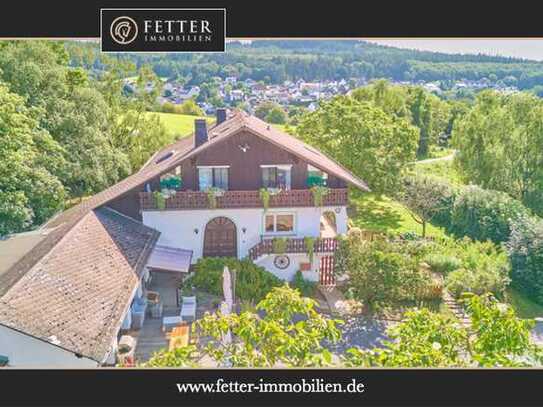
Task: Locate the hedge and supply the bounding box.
[449,185,531,244]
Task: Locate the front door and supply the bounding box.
[203,217,237,257]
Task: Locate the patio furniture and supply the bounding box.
[180,296,197,322]
[168,324,189,350]
[162,315,183,332]
[162,296,197,331]
[131,297,147,330]
[150,301,163,318]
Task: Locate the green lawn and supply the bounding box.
[348,191,446,238]
[147,112,213,138]
[505,287,543,319]
[413,159,464,186]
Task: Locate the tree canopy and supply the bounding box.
[296,96,419,195]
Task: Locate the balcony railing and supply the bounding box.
[247,237,338,261]
[140,188,348,210]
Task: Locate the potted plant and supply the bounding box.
[272,237,288,254]
[304,236,316,265]
[311,186,330,207]
[153,191,166,210]
[206,187,225,209]
[259,188,271,211]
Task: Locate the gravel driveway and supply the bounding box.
[325,315,392,354]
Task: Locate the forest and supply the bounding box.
[69,40,543,91]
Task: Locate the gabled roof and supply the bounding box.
[0,110,369,357]
[0,207,159,362]
[1,110,368,299]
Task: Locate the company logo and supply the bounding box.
[110,16,138,44]
[101,9,225,53]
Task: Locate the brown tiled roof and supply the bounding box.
[0,110,368,334]
[0,207,159,362]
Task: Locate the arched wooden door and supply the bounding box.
[203,217,237,257]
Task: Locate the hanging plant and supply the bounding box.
[272,237,288,254]
[153,191,166,210]
[304,236,316,265]
[207,187,224,209]
[311,186,330,207]
[259,188,271,211]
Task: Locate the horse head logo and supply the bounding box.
[110,16,138,45]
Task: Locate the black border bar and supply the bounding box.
[4,0,543,38]
[1,368,542,406]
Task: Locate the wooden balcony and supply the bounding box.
[140,188,348,211]
[247,237,338,261]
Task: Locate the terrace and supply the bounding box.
[140,188,348,210]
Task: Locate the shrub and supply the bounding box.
[506,215,543,304]
[290,270,317,297]
[191,257,282,302]
[344,239,432,305]
[446,267,510,298]
[449,186,531,244]
[423,253,462,274]
[437,239,511,298]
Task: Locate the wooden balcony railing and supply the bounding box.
[140,188,348,210]
[247,237,338,261]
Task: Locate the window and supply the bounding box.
[264,213,295,234]
[261,165,292,189]
[198,166,229,190]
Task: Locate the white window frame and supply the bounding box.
[197,165,230,191]
[260,164,292,190]
[263,212,296,236]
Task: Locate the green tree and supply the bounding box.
[396,174,454,237]
[452,91,543,215]
[345,294,540,367]
[0,83,65,234]
[296,96,419,195]
[265,106,287,124]
[196,285,341,367]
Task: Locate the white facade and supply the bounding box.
[142,205,347,281]
[0,324,98,368]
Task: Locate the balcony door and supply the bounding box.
[203,217,237,258]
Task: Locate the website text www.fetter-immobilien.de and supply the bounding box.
[176,378,365,394]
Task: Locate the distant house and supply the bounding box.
[0,109,368,367]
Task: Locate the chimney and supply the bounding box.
[216,108,227,125]
[194,119,208,147]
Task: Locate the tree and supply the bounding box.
[452,91,543,215]
[345,294,541,368]
[352,80,451,158]
[196,285,341,367]
[254,101,280,121]
[296,96,419,195]
[177,98,204,116]
[396,174,453,237]
[0,83,65,235]
[265,106,287,124]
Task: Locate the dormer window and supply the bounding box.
[261,165,292,190]
[198,166,229,191]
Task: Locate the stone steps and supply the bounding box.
[442,290,470,327]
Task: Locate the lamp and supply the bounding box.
[194,228,199,234]
[242,227,247,234]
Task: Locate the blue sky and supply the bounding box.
[366,39,543,61]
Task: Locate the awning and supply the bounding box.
[146,245,193,273]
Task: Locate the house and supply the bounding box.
[0,109,368,367]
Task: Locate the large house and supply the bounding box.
[0,109,368,367]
